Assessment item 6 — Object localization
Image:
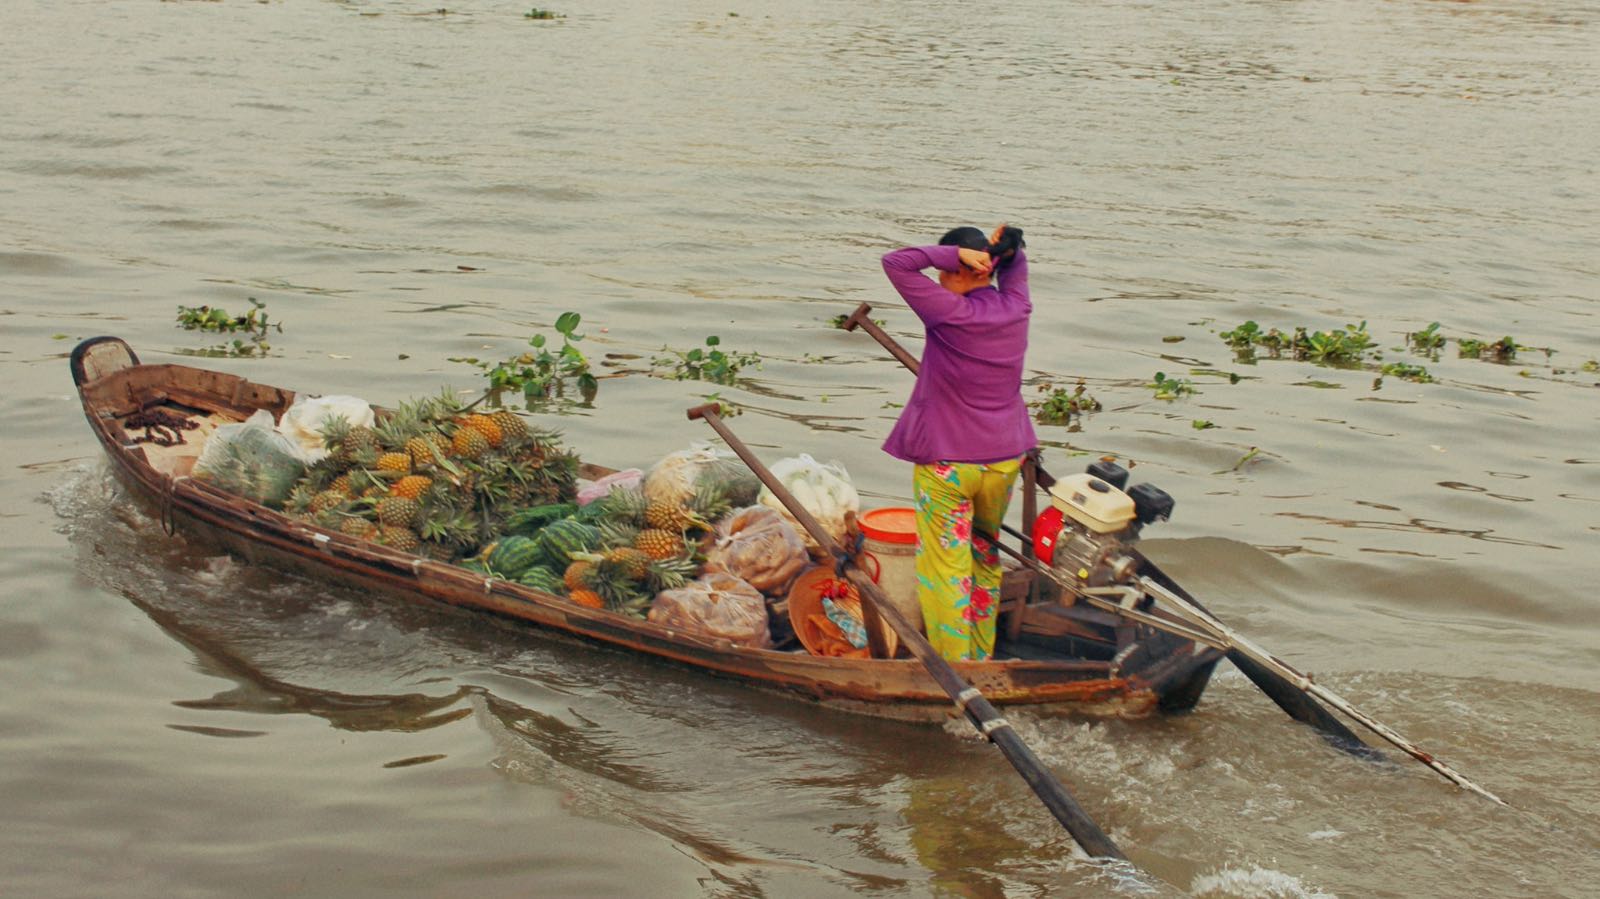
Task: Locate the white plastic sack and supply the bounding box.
[193,410,307,507]
[756,454,859,552]
[277,395,374,462]
[643,443,760,507]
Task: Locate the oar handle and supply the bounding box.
[839,303,921,375]
[685,403,1128,862]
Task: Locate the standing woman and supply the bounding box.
[880,224,1034,662]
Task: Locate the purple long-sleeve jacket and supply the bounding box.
[880,245,1037,465]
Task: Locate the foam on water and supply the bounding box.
[1191,865,1339,899]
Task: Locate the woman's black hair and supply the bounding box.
[939,225,1025,268]
[938,226,990,251]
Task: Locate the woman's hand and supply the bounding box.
[987,223,1024,261]
[957,247,994,274]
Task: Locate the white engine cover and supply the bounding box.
[1049,473,1137,534]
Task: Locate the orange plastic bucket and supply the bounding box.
[859,507,917,545]
[855,507,923,650]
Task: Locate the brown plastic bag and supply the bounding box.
[647,572,773,649]
[704,506,810,595]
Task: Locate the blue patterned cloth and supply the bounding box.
[822,598,869,649]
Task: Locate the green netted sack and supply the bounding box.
[487,535,544,579]
[192,410,306,507]
[516,566,566,596]
[538,518,602,567]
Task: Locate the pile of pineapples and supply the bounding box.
[466,463,759,618]
[279,391,579,562]
[568,480,735,614]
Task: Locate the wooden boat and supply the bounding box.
[71,337,1223,722]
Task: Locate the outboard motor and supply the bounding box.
[1032,462,1173,589]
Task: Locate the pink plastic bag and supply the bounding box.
[576,468,644,506]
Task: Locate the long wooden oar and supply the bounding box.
[985,534,1506,804]
[840,302,1507,801]
[686,403,1130,862]
[1134,575,1507,805]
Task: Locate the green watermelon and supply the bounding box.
[516,566,566,596]
[538,518,601,567]
[487,535,544,579]
[505,502,579,536]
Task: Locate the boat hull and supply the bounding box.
[72,337,1221,722]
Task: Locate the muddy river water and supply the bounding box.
[3,0,1597,896]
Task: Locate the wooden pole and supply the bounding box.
[841,303,922,375]
[686,403,1129,862]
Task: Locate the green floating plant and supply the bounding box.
[829,313,885,329]
[1458,336,1518,362]
[1219,320,1290,359]
[1379,362,1433,383]
[1150,372,1197,399]
[703,393,741,417]
[1296,321,1374,364]
[654,335,762,385]
[1407,321,1446,353]
[1031,381,1101,426]
[451,311,597,403]
[1220,319,1373,364]
[177,298,280,338]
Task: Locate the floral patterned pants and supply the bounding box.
[912,457,1022,661]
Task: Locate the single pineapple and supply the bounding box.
[451,426,491,460]
[602,547,652,581]
[329,474,353,496]
[634,528,684,560]
[378,525,421,553]
[339,516,379,540]
[284,484,317,516]
[376,452,411,473]
[376,496,421,528]
[311,489,348,514]
[338,425,379,464]
[391,475,433,500]
[569,589,605,609]
[488,409,528,442]
[563,560,595,593]
[405,434,445,468]
[644,498,701,532]
[642,481,729,532]
[462,414,504,448]
[420,540,455,562]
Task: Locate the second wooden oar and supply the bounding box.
[838,300,1375,757]
[686,403,1130,863]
